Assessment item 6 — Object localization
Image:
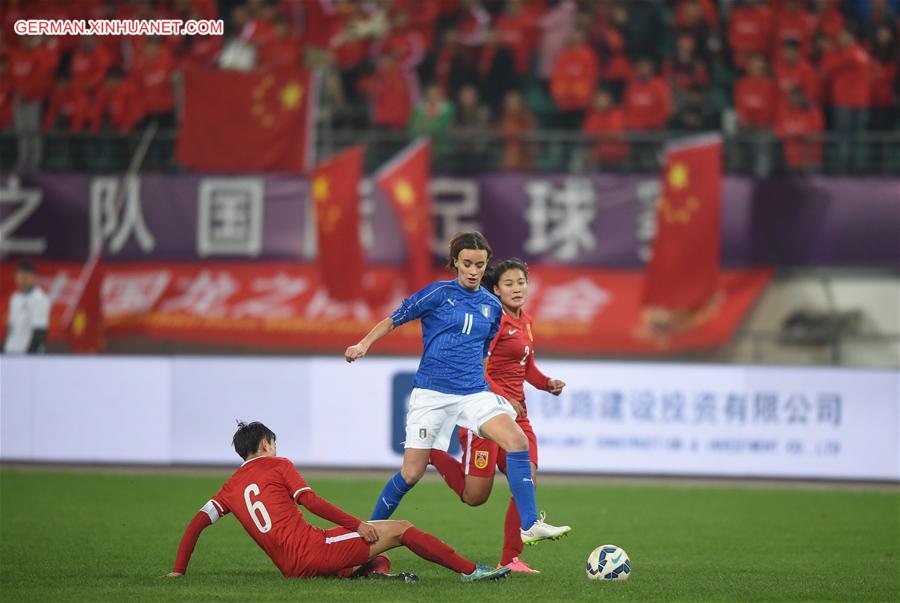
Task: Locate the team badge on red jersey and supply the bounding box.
[474,450,490,469]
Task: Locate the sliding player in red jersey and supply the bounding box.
[168,421,510,582]
[429,259,566,574]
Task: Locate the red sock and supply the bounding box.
[429,450,465,498]
[401,527,477,575]
[500,496,524,565]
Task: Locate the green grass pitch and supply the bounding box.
[1,468,897,602]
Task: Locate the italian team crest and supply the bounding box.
[480,304,491,319]
[419,428,427,439]
[474,450,490,470]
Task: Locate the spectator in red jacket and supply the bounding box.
[774,38,820,107]
[775,86,824,170]
[728,0,773,70]
[494,0,537,77]
[734,52,777,128]
[369,52,413,129]
[258,16,303,71]
[826,27,871,171]
[498,90,536,171]
[92,71,144,134]
[69,36,112,96]
[550,29,599,128]
[734,52,778,174]
[814,0,844,41]
[773,0,817,57]
[623,57,671,168]
[178,7,224,70]
[623,57,672,131]
[10,35,59,172]
[582,87,629,166]
[42,77,91,133]
[130,37,176,126]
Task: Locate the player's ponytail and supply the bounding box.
[447,231,493,269]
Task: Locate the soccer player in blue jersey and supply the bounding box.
[345,231,570,545]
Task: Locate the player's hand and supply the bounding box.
[166,572,183,578]
[345,343,368,363]
[509,398,525,418]
[356,522,379,544]
[547,379,566,395]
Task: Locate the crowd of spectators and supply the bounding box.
[1,0,898,173]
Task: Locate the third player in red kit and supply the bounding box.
[430,259,566,573]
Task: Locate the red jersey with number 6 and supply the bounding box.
[486,309,551,413]
[205,456,320,576]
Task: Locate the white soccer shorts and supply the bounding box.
[404,387,516,450]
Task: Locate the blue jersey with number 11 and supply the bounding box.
[390,279,502,395]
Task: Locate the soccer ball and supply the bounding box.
[586,544,631,581]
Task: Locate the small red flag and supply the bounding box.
[176,69,316,172]
[375,139,434,292]
[311,146,365,300]
[644,135,723,311]
[65,254,105,353]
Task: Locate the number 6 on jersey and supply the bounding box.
[244,483,272,533]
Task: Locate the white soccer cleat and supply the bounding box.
[520,511,572,545]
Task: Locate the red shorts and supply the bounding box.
[458,417,538,479]
[293,527,370,578]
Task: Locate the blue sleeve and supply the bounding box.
[390,282,445,327]
[483,306,501,359]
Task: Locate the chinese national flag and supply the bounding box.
[644,136,723,311]
[66,254,105,353]
[312,146,365,300]
[375,139,433,292]
[176,69,315,172]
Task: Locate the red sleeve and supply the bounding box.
[172,511,212,574]
[296,490,362,531]
[524,351,551,391]
[278,458,312,499]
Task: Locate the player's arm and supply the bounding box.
[281,460,378,543]
[524,347,565,395]
[295,489,379,543]
[345,316,394,362]
[168,501,223,576]
[346,284,441,362]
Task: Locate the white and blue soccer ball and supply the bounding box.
[586,544,631,581]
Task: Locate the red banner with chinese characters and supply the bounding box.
[176,69,315,172]
[0,262,772,355]
[312,146,365,300]
[644,136,723,311]
[375,139,434,292]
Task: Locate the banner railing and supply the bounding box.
[1,130,898,175]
